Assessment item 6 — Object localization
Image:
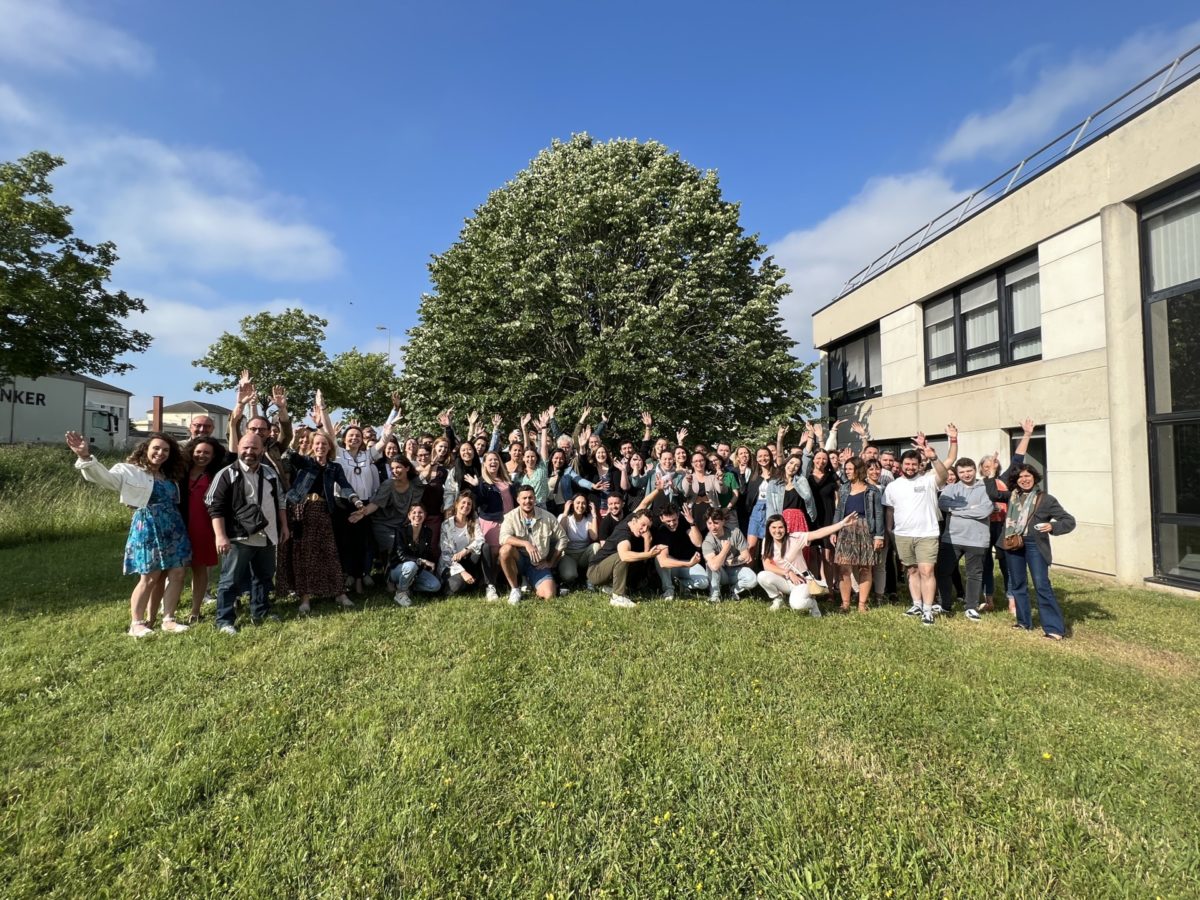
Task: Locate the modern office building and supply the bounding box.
[812,46,1200,591]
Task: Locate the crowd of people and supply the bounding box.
[66,372,1076,640]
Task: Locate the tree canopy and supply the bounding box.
[395,134,814,443]
[193,307,399,422]
[0,151,151,382]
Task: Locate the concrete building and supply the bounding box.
[812,47,1200,591]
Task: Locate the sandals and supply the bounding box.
[161,617,190,634]
[1042,633,1064,642]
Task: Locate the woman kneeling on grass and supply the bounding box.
[66,430,192,637]
[756,512,858,615]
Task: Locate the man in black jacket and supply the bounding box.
[206,433,289,634]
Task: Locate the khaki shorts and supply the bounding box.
[894,535,939,567]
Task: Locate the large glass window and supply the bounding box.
[1143,179,1200,589]
[923,254,1041,383]
[826,326,882,406]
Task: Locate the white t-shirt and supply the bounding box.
[882,471,941,538]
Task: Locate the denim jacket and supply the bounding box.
[285,453,359,511]
[835,482,885,539]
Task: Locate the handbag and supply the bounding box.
[1002,494,1043,551]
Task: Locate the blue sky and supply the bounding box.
[2,1,1198,419]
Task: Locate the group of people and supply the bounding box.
[67,373,1076,640]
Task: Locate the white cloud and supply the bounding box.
[0,117,342,281]
[936,22,1200,164]
[0,0,152,73]
[770,172,963,354]
[0,82,37,125]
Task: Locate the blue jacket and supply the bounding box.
[835,482,885,540]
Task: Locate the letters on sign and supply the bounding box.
[0,390,48,406]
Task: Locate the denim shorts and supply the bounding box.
[518,550,557,587]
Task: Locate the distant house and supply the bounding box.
[132,400,232,440]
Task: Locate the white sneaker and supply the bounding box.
[485,584,499,602]
[393,590,411,607]
[661,590,676,601]
[520,579,531,594]
[610,595,637,608]
[708,589,722,604]
[336,594,355,609]
[161,618,189,634]
[218,624,238,636]
[558,587,570,596]
[731,588,742,601]
[598,585,612,595]
[508,588,522,605]
[932,604,944,615]
[769,598,784,611]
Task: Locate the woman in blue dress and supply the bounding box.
[67,431,193,638]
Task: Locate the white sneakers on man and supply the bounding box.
[393,590,411,607]
[610,595,636,608]
[485,584,499,602]
[508,588,522,605]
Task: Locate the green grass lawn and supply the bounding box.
[2,532,1198,898]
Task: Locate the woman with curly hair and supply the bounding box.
[66,430,192,637]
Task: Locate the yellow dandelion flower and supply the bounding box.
[663,811,671,821]
[1042,752,1053,760]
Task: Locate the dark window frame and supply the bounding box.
[826,325,883,407]
[923,253,1041,385]
[1141,175,1200,589]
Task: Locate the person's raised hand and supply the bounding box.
[641,411,653,427]
[65,431,91,458]
[946,422,959,442]
[491,413,502,428]
[1021,417,1035,436]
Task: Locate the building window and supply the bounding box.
[923,254,1041,384]
[1143,178,1200,589]
[827,326,882,406]
[1006,425,1047,491]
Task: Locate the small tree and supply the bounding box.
[193,308,330,412]
[396,134,814,443]
[0,151,151,381]
[324,348,400,425]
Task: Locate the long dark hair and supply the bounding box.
[182,436,224,477]
[761,513,790,562]
[127,432,186,481]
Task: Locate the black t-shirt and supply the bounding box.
[652,522,699,561]
[598,512,626,544]
[592,520,645,567]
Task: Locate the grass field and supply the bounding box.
[2,524,1198,898]
[0,445,130,547]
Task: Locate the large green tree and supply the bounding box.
[395,134,814,442]
[0,151,151,381]
[193,308,330,412]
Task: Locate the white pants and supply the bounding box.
[756,570,820,615]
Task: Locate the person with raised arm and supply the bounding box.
[279,429,361,615]
[998,418,1076,639]
[67,430,192,637]
[883,426,955,626]
[757,512,859,614]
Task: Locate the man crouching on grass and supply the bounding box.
[498,485,568,605]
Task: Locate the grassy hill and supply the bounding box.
[1,525,1198,897]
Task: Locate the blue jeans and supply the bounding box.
[1006,540,1064,636]
[216,541,276,627]
[389,560,442,595]
[710,566,758,594]
[656,558,709,593]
